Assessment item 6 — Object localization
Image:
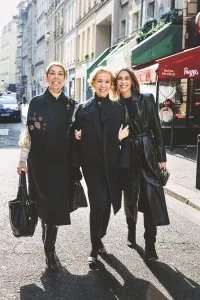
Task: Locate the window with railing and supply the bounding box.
[147,1,155,19]
[132,12,139,35]
[121,19,126,39]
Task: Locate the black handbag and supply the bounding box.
[159,167,170,186]
[8,171,38,237]
[70,181,87,212]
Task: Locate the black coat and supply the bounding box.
[27,89,75,225]
[72,96,129,214]
[123,92,170,226]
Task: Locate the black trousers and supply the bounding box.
[82,166,111,250]
[124,137,157,245]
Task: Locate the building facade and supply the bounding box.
[0,20,17,92]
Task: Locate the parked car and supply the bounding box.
[0,94,21,122]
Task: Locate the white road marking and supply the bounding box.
[0,129,9,136]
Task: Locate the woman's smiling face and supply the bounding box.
[92,71,112,98]
[46,65,65,92]
[117,70,133,97]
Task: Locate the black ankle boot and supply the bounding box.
[144,244,159,262]
[44,225,58,271]
[127,229,136,249]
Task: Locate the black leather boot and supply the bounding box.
[144,222,158,261]
[143,207,158,262]
[127,228,137,248]
[44,224,58,271]
[144,243,159,262]
[125,211,137,249]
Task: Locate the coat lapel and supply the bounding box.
[131,91,142,118]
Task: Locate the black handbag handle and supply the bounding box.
[18,171,29,202]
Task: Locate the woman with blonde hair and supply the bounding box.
[73,66,129,267]
[17,62,76,271]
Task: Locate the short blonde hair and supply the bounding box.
[45,61,66,78]
[88,66,115,97]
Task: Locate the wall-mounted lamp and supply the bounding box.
[45,31,55,40]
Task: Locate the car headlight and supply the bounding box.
[14,107,20,111]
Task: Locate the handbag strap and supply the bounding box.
[18,171,29,200]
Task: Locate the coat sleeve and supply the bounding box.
[70,104,82,168]
[119,104,130,169]
[147,93,166,162]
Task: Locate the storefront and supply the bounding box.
[68,68,75,99]
[134,46,200,146]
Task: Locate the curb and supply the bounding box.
[164,185,200,212]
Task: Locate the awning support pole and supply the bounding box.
[155,74,159,112]
[186,78,191,128]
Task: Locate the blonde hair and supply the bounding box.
[114,67,140,97]
[88,66,115,98]
[45,61,66,78]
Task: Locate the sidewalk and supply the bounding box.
[165,147,200,211]
[21,103,29,118]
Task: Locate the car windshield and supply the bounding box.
[0,98,17,105]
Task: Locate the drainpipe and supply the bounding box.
[182,0,188,50]
[140,0,144,27]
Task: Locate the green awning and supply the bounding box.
[131,23,183,65]
[87,45,117,80]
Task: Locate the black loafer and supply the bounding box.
[88,256,97,268]
[127,240,137,249]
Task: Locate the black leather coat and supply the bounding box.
[123,92,170,226]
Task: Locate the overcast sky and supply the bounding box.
[0,0,18,33]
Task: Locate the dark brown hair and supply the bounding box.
[114,67,140,96]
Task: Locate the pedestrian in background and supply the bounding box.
[73,67,129,267]
[114,67,170,261]
[22,94,27,106]
[17,62,76,271]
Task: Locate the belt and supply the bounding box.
[130,131,149,138]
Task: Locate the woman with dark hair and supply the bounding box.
[17,62,76,271]
[114,67,170,261]
[73,67,129,267]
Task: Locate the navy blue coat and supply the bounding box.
[27,89,75,225]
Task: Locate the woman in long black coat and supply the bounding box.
[17,62,76,270]
[114,67,170,261]
[73,67,129,267]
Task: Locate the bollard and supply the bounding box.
[196,134,200,190]
[169,115,175,152]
